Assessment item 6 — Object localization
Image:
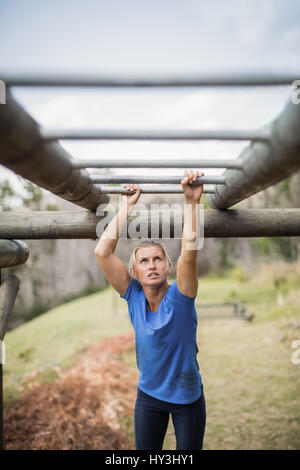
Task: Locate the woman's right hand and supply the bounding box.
[121,184,142,207]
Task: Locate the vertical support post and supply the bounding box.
[0,270,21,452]
[0,268,3,451]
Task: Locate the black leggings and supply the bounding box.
[134,387,206,450]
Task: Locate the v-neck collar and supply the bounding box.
[144,284,170,313]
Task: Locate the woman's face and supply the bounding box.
[133,246,170,285]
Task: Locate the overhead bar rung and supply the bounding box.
[99,184,216,194]
[3,72,299,87]
[90,175,225,184]
[71,158,243,169]
[41,128,270,142]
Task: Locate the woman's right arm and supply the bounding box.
[94,184,141,296]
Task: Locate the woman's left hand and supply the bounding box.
[181,170,204,202]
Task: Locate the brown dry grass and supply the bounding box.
[4,332,138,450]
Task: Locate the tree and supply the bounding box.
[22,179,43,211]
[0,178,15,211]
[0,177,43,211]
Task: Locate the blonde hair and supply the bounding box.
[128,240,173,277]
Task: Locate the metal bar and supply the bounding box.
[206,97,300,209]
[1,209,300,239]
[71,158,243,169]
[3,72,299,87]
[41,128,270,142]
[0,240,29,268]
[0,90,109,211]
[99,184,215,194]
[90,175,225,184]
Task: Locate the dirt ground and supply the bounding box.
[4,332,138,450]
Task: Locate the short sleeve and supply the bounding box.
[120,276,142,302]
[167,280,196,305]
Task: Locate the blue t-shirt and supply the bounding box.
[120,277,202,404]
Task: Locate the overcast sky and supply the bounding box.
[0,0,300,201]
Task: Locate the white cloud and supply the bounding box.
[283,27,300,45]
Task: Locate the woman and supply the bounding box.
[94,170,206,450]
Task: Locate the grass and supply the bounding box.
[3,287,132,402]
[3,262,300,449]
[161,313,300,449]
[161,264,300,449]
[200,318,300,449]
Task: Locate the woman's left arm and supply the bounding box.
[177,170,204,298]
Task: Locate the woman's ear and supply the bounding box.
[132,268,139,280]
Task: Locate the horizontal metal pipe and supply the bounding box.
[0,240,29,268]
[41,128,270,142]
[71,158,243,169]
[0,91,109,211]
[206,96,300,209]
[0,209,299,239]
[90,175,225,184]
[99,184,215,194]
[3,72,299,87]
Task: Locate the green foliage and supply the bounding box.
[0,178,15,211]
[253,237,273,257]
[0,177,43,210]
[22,180,43,210]
[227,289,239,300]
[45,204,59,211]
[253,237,297,262]
[201,194,210,209]
[227,266,250,282]
[272,178,293,205]
[219,239,234,271]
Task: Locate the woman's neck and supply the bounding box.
[143,280,169,312]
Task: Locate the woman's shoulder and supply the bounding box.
[120,276,143,300]
[167,279,196,304]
